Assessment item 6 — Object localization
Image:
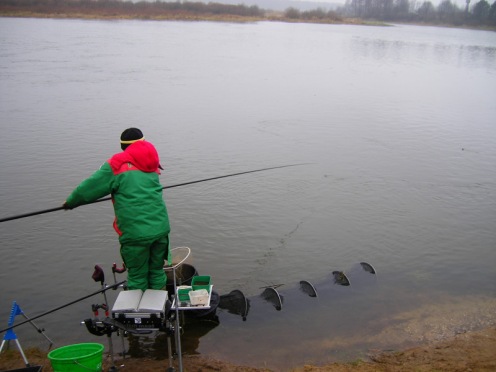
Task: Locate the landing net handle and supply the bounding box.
[163,246,191,372]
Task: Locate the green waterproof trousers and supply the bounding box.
[120,235,169,291]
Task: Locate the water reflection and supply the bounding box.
[126,317,221,359]
[350,31,496,69]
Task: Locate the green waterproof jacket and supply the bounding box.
[65,141,170,243]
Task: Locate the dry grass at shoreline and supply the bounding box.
[0,10,263,22]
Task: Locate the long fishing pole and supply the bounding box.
[0,163,308,223]
[0,281,126,334]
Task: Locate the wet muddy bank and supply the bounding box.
[1,326,496,371]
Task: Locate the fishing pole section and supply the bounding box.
[0,164,309,223]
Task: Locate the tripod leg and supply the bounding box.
[0,339,7,353]
[14,339,30,367]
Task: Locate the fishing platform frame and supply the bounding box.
[84,247,208,372]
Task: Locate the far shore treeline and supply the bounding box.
[0,0,495,28]
[340,0,496,27]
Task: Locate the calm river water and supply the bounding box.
[1,17,495,370]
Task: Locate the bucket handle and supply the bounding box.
[73,359,101,371]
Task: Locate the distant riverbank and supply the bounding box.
[0,11,370,25]
[2,0,494,30]
[4,9,493,30]
[0,0,370,25]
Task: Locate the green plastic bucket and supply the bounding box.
[48,343,104,372]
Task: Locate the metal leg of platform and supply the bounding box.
[100,284,119,372]
[166,318,175,372]
[107,333,118,372]
[120,331,126,360]
[163,246,192,372]
[172,266,183,372]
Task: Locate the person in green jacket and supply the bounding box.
[64,128,171,291]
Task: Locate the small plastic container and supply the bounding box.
[177,286,192,301]
[189,289,209,306]
[191,276,211,293]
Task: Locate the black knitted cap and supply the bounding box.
[120,128,144,150]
